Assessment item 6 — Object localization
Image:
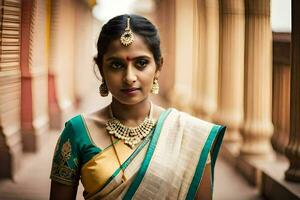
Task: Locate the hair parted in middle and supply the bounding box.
[94,14,162,76]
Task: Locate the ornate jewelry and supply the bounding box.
[106,102,156,148]
[120,17,134,46]
[151,78,159,94]
[99,81,109,97]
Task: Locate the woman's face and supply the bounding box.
[102,34,160,105]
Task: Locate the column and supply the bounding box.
[0,0,22,179]
[241,0,273,158]
[152,0,176,105]
[172,0,197,112]
[48,0,76,129]
[213,0,245,151]
[285,0,300,182]
[21,0,49,152]
[271,63,290,154]
[192,0,206,117]
[200,0,219,120]
[73,1,98,110]
[271,33,291,154]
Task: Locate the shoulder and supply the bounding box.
[181,111,214,126]
[164,109,216,130]
[57,115,91,150]
[152,104,166,121]
[83,105,110,127]
[79,106,112,149]
[58,109,108,148]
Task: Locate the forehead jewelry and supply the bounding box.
[120,17,134,46]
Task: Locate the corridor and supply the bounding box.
[0,131,262,200]
[0,91,262,200]
[0,0,299,199]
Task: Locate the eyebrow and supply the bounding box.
[105,55,151,62]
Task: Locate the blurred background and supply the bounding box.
[0,0,299,199]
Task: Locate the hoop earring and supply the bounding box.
[99,81,109,97]
[151,78,159,94]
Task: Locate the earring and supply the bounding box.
[99,81,109,97]
[151,78,159,94]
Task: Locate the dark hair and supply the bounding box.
[94,14,162,75]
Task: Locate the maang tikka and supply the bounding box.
[120,17,134,46]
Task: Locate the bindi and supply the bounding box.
[126,56,133,61]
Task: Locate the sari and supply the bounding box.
[50,108,225,200]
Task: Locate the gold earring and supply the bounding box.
[99,81,109,97]
[151,78,159,94]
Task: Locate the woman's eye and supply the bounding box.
[110,62,123,69]
[136,59,149,69]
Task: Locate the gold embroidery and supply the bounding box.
[61,139,72,162]
[51,162,78,185]
[51,138,79,185]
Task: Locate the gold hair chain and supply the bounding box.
[120,17,134,46]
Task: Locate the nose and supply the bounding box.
[123,65,137,85]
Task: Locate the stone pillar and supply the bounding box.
[213,0,245,151]
[149,0,176,106]
[21,0,49,152]
[200,0,219,120]
[241,0,273,158]
[73,1,98,109]
[271,64,290,154]
[0,0,22,179]
[192,0,206,117]
[48,0,76,129]
[172,0,197,112]
[285,0,300,182]
[271,33,291,154]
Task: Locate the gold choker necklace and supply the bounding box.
[106,102,156,148]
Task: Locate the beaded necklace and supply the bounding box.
[106,102,156,149]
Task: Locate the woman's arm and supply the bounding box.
[195,163,212,200]
[50,181,78,200]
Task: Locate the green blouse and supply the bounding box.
[50,115,101,186]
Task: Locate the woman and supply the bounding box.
[50,14,225,200]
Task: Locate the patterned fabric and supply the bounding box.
[50,114,151,191]
[81,132,153,199]
[88,109,225,200]
[50,116,101,186]
[50,109,225,200]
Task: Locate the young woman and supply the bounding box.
[50,14,226,200]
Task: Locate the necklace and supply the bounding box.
[106,102,156,148]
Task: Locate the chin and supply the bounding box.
[112,95,149,106]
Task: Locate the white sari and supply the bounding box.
[87,108,225,200]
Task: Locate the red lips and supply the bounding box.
[121,87,140,94]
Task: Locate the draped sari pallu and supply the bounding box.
[80,109,225,200]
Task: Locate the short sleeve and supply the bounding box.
[50,121,81,186]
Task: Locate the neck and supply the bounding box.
[110,98,151,125]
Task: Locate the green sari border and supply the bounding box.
[185,125,226,200]
[123,109,173,200]
[97,128,154,192]
[210,126,226,187]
